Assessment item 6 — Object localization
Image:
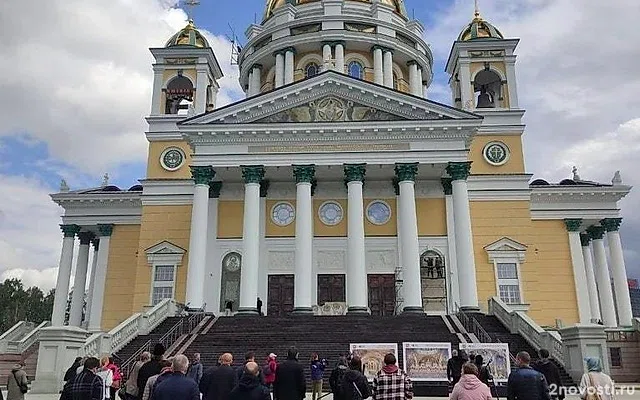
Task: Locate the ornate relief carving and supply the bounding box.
[165,58,197,65]
[367,250,396,271]
[268,251,294,270]
[317,250,346,271]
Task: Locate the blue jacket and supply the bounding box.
[310,360,326,381]
[153,372,200,400]
[507,366,551,400]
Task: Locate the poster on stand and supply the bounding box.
[402,342,452,381]
[458,342,511,382]
[350,343,399,381]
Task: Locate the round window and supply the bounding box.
[271,202,295,226]
[318,201,344,226]
[160,147,185,171]
[366,200,391,225]
[483,142,510,166]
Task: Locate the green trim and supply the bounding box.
[78,232,95,245]
[60,224,81,238]
[580,233,591,247]
[441,178,453,196]
[91,238,100,250]
[293,165,316,184]
[190,166,216,185]
[586,226,605,240]
[601,218,622,232]
[564,219,582,232]
[446,162,472,181]
[392,177,400,196]
[260,180,270,198]
[344,164,366,183]
[311,178,318,196]
[209,181,223,199]
[242,166,265,184]
[394,163,418,182]
[97,224,114,237]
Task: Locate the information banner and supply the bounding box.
[350,343,399,381]
[402,342,452,381]
[458,342,511,382]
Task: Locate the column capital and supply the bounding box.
[322,41,345,48]
[446,162,472,181]
[251,63,263,70]
[242,165,265,184]
[97,224,114,237]
[407,60,419,67]
[273,49,285,57]
[344,163,366,183]
[394,163,418,182]
[601,218,623,232]
[260,180,270,198]
[293,165,316,184]
[441,178,453,196]
[580,233,592,247]
[190,166,216,185]
[78,232,95,245]
[209,181,223,198]
[587,225,606,240]
[60,224,81,238]
[564,219,583,232]
[91,238,100,250]
[392,177,400,196]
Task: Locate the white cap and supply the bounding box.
[269,353,277,358]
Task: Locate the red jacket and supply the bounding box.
[107,363,122,385]
[264,358,277,384]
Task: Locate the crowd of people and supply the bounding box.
[53,343,616,400]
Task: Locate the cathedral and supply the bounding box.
[50,0,633,333]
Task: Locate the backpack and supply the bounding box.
[330,367,347,397]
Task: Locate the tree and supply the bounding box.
[0,278,54,333]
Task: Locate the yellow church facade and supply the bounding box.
[50,0,632,333]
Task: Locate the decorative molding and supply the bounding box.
[60,224,81,238]
[78,232,95,245]
[441,178,453,196]
[316,250,346,271]
[260,179,271,198]
[564,219,583,232]
[586,226,605,240]
[580,233,591,247]
[190,166,216,185]
[209,181,223,199]
[293,165,316,184]
[446,162,472,181]
[344,163,366,183]
[268,251,294,271]
[394,163,418,182]
[366,249,396,272]
[97,224,114,237]
[242,165,266,184]
[484,237,528,263]
[145,241,186,266]
[601,218,622,232]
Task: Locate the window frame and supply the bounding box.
[347,61,364,80]
[145,241,186,306]
[484,238,527,306]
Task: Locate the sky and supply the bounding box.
[0,0,639,291]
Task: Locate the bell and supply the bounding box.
[476,92,494,108]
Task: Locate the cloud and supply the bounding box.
[0,0,242,175]
[1,268,59,292]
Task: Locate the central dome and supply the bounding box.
[264,0,407,20]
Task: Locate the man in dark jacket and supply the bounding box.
[341,356,371,400]
[64,357,83,383]
[329,357,349,398]
[60,357,104,400]
[237,352,262,382]
[152,355,199,400]
[446,350,465,386]
[507,351,551,400]
[229,362,270,400]
[533,349,564,400]
[200,353,237,400]
[138,343,166,394]
[273,347,306,400]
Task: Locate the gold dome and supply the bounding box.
[264,0,407,20]
[165,20,210,48]
[458,12,504,41]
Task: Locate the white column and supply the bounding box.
[238,166,265,314]
[345,164,368,313]
[185,166,214,309]
[87,224,113,332]
[505,59,519,108]
[447,162,478,309]
[247,70,255,96]
[275,52,285,88]
[408,62,419,96]
[250,65,262,96]
[373,47,383,85]
[322,44,332,70]
[564,220,592,324]
[293,165,315,313]
[284,49,295,85]
[151,68,164,115]
[589,226,617,327]
[395,187,404,312]
[603,218,633,326]
[195,69,209,114]
[207,182,222,313]
[443,179,460,313]
[51,225,80,326]
[459,60,473,110]
[395,164,423,313]
[258,181,269,314]
[581,234,601,322]
[383,50,393,88]
[84,240,99,327]
[69,233,92,327]
[418,67,424,98]
[335,43,345,73]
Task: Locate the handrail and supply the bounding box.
[10,321,49,353]
[0,321,30,341]
[457,308,518,366]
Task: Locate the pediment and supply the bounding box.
[181,71,482,126]
[484,237,528,252]
[145,241,186,255]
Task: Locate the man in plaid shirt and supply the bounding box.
[372,354,413,400]
[60,357,104,400]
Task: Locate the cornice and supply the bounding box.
[530,185,631,204]
[51,192,142,209]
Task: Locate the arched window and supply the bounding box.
[305,62,319,78]
[474,69,502,108]
[165,74,194,114]
[220,252,242,313]
[420,250,445,279]
[348,61,364,80]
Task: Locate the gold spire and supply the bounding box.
[474,0,482,21]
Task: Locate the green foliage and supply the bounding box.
[0,278,54,333]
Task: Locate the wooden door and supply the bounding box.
[317,274,346,306]
[267,275,294,316]
[368,274,396,316]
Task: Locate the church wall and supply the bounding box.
[468,135,525,174]
[218,201,244,238]
[470,201,579,327]
[132,205,192,312]
[146,141,193,179]
[416,198,447,236]
[101,225,141,331]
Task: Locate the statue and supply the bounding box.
[612,170,622,185]
[572,166,581,181]
[59,179,69,192]
[102,173,109,186]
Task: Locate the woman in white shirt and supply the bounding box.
[579,357,615,400]
[96,356,114,399]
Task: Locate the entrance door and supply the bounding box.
[267,275,294,316]
[368,274,396,316]
[317,274,346,306]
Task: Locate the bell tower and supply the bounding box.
[149,19,223,116]
[445,3,520,111]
